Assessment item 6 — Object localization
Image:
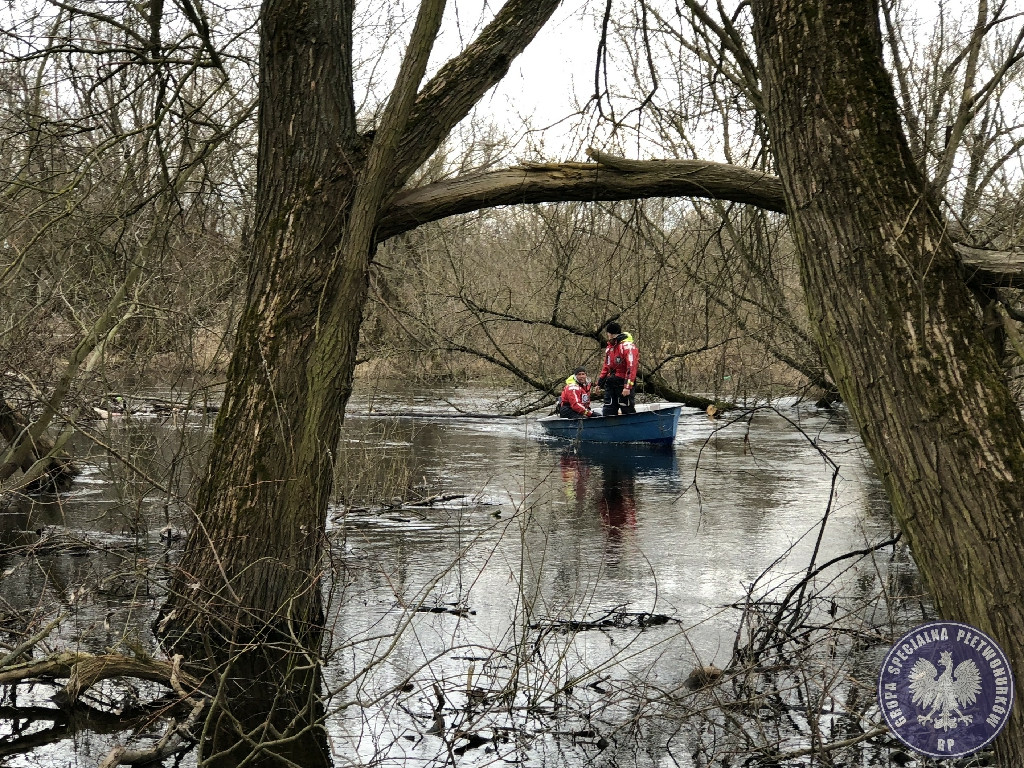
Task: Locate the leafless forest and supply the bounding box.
[2,0,1024,766]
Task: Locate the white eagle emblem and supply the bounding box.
[908,651,982,731]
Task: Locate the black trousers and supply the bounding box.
[558,405,587,419]
[602,377,636,416]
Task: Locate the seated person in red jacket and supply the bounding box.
[557,366,595,419]
[597,322,639,416]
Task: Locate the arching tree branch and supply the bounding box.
[378,154,786,237]
[378,150,1024,288]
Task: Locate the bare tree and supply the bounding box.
[0,0,254,492]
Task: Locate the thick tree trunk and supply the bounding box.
[155,2,364,762]
[160,0,362,648]
[750,1,1024,762]
[159,0,564,652]
[156,5,562,760]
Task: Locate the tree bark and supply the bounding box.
[159,0,361,649]
[749,1,1024,763]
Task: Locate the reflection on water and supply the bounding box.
[557,444,671,554]
[596,457,637,545]
[324,394,903,767]
[0,389,913,767]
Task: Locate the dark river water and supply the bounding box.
[0,387,916,767]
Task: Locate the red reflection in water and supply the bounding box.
[559,451,639,545]
[560,453,590,510]
[598,462,637,542]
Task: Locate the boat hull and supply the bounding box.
[537,403,684,445]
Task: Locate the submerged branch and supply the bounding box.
[0,650,204,703]
[0,615,64,668]
[767,724,890,762]
[99,695,206,768]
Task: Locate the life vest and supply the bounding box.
[559,374,592,415]
[599,332,639,386]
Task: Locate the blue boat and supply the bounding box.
[537,402,684,445]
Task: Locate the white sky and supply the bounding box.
[485,0,601,158]
[410,0,605,161]
[411,0,1023,166]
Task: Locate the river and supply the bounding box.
[0,387,917,767]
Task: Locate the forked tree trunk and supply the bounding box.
[750,1,1024,762]
[158,0,564,652]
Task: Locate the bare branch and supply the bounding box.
[378,153,787,239]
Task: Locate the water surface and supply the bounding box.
[0,389,905,767]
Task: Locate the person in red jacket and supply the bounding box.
[597,322,639,416]
[557,366,595,418]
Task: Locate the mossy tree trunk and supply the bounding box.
[750,1,1024,762]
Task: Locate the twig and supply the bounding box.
[767,724,889,761]
[98,695,207,767]
[0,613,64,668]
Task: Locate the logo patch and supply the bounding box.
[878,621,1014,758]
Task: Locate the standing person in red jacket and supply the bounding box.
[597,322,639,416]
[557,366,595,418]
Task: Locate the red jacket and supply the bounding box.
[559,375,593,415]
[599,333,639,387]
